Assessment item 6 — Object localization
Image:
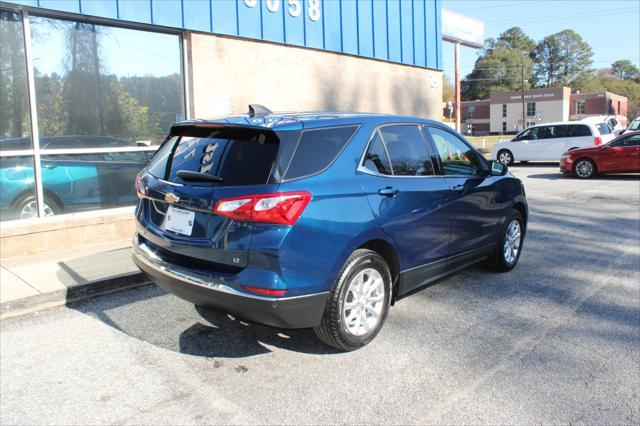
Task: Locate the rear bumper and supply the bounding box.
[132,239,329,329]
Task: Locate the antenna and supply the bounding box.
[248,104,272,117]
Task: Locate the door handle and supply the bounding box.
[378,187,399,197]
[450,184,465,193]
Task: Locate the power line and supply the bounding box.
[483,7,638,24]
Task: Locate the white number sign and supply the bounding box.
[242,0,321,21]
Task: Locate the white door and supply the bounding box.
[538,125,569,160]
[510,127,540,161]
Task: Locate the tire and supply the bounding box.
[487,209,524,272]
[12,194,61,219]
[497,149,514,166]
[573,158,596,179]
[314,249,392,351]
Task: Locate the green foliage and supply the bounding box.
[533,30,593,87]
[462,45,533,101]
[600,77,640,122]
[611,60,640,82]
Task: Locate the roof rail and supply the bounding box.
[248,104,272,117]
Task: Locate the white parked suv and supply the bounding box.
[492,121,608,165]
[581,115,624,137]
[625,117,640,134]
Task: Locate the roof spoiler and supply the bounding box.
[248,104,272,117]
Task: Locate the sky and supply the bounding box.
[441,0,640,80]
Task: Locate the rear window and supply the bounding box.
[284,126,358,180]
[568,125,592,137]
[595,123,612,135]
[147,127,279,186]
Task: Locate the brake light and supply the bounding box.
[135,175,147,198]
[242,285,287,297]
[213,191,312,225]
[594,136,603,145]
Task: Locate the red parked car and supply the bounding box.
[560,131,640,178]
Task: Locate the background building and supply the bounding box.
[461,87,628,135]
[0,0,444,232]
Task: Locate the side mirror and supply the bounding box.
[490,161,507,176]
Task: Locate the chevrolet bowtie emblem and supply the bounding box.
[164,193,180,204]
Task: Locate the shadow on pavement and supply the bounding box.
[69,284,340,358]
[527,173,640,181]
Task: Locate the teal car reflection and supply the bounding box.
[0,136,155,220]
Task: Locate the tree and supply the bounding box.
[491,27,536,57]
[611,60,640,82]
[461,27,535,101]
[462,47,533,101]
[533,30,593,87]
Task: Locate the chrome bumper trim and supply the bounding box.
[132,240,327,302]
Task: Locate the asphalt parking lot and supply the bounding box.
[1,164,639,425]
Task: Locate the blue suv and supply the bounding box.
[132,109,527,351]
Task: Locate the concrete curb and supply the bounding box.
[0,272,152,321]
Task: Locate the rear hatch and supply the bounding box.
[137,123,299,271]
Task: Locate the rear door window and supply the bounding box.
[379,125,434,176]
[536,126,554,139]
[552,125,568,138]
[147,127,280,186]
[362,131,392,175]
[568,125,592,137]
[285,126,358,180]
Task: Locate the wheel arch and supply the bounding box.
[512,201,528,232]
[10,187,64,210]
[357,238,400,305]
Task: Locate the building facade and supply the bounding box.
[0,0,444,229]
[461,87,629,136]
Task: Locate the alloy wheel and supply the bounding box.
[499,151,512,165]
[342,268,385,336]
[575,160,593,178]
[503,219,521,265]
[20,200,55,219]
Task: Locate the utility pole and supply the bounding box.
[454,42,461,132]
[521,65,526,131]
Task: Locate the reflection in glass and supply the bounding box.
[0,155,37,221]
[0,10,32,150]
[40,151,156,214]
[30,15,184,147]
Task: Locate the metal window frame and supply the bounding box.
[1,4,188,219]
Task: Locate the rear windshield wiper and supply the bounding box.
[176,170,223,183]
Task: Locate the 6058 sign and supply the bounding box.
[243,0,321,22]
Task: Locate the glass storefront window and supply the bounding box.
[1,10,37,222]
[40,150,156,214]
[0,155,37,220]
[0,10,31,149]
[0,11,184,221]
[30,15,183,147]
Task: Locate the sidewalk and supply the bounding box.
[0,239,150,320]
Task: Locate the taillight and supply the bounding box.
[242,285,286,297]
[594,136,603,145]
[213,191,312,225]
[135,175,147,198]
